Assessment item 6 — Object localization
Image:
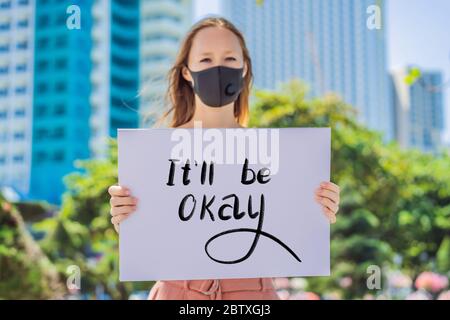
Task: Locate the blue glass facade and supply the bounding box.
[29,0,140,204]
[30,0,93,204]
[409,72,444,151]
[109,0,140,137]
[390,67,444,152]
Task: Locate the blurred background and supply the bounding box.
[0,0,449,300]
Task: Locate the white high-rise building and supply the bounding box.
[90,0,141,159]
[221,0,393,140]
[0,0,35,197]
[90,0,111,159]
[139,0,193,127]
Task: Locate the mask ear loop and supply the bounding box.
[184,64,195,89]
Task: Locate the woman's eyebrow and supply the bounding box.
[200,50,237,56]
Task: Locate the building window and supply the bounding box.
[37,60,49,72]
[0,88,9,96]
[116,0,138,6]
[0,66,8,74]
[55,58,67,69]
[112,54,137,68]
[35,151,47,163]
[54,103,65,115]
[38,15,49,28]
[16,63,27,72]
[0,1,11,9]
[0,110,7,118]
[55,35,67,47]
[37,83,48,93]
[111,96,124,108]
[55,82,66,92]
[0,44,9,52]
[17,19,29,28]
[37,37,49,49]
[53,150,65,162]
[15,86,27,94]
[112,13,137,27]
[36,128,48,140]
[13,154,24,163]
[112,34,137,48]
[111,75,137,89]
[14,108,26,117]
[14,131,25,140]
[53,127,65,139]
[0,22,11,31]
[36,105,46,117]
[17,41,28,50]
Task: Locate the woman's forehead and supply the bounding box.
[190,27,242,56]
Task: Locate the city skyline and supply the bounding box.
[0,0,447,205]
[221,0,394,142]
[387,0,450,145]
[196,0,450,144]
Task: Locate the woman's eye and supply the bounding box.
[200,58,211,63]
[226,57,237,61]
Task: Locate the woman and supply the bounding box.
[108,17,340,300]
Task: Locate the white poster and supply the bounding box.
[118,127,330,281]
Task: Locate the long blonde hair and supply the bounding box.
[158,17,253,128]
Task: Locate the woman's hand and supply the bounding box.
[108,185,138,233]
[314,181,340,224]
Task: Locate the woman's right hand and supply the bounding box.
[108,185,138,233]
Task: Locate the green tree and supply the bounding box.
[0,195,65,299]
[34,140,154,299]
[29,80,449,299]
[249,80,450,298]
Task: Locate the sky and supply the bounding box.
[387,0,450,144]
[194,0,450,144]
[194,0,221,19]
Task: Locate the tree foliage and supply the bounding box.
[1,80,448,299]
[32,140,154,299]
[0,195,65,299]
[249,80,450,297]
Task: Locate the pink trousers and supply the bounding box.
[148,278,280,300]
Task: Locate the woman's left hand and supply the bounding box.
[314,181,340,224]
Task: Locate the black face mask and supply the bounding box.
[187,65,245,108]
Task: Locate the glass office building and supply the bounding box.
[391,67,444,152]
[0,0,35,198]
[222,0,393,140]
[30,0,93,203]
